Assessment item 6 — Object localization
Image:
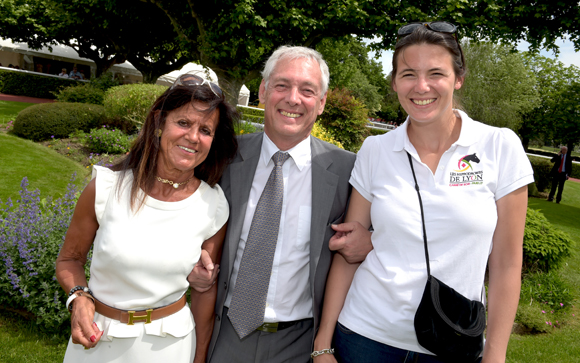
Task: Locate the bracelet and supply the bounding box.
[66,291,95,312]
[311,348,335,358]
[69,285,92,297]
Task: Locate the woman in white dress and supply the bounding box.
[313,22,533,362]
[56,73,238,363]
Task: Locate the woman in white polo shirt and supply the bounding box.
[313,22,533,362]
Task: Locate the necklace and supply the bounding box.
[156,175,195,189]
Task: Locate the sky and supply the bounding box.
[370,38,580,76]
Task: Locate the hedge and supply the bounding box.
[0,69,78,99]
[13,102,106,141]
[104,84,167,132]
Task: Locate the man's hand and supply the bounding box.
[188,249,219,293]
[328,222,373,264]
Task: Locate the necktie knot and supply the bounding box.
[272,151,290,167]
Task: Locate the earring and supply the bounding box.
[157,129,162,137]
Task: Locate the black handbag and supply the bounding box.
[407,152,486,363]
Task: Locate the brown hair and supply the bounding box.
[391,25,467,89]
[112,84,239,211]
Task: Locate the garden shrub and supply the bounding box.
[0,69,76,99]
[235,121,257,135]
[55,83,106,105]
[82,126,135,154]
[369,127,389,136]
[104,84,167,132]
[317,88,369,152]
[515,271,573,333]
[311,122,344,149]
[237,106,265,124]
[523,208,574,273]
[0,176,88,336]
[527,156,553,192]
[12,102,106,141]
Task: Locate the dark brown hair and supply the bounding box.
[112,84,238,211]
[390,24,467,89]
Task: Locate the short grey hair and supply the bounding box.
[261,45,330,96]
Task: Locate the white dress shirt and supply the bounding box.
[225,133,313,322]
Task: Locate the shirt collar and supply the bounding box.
[393,109,479,153]
[260,133,311,171]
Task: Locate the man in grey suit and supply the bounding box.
[192,46,359,362]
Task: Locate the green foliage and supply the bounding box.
[234,121,257,135]
[317,88,369,152]
[317,36,387,115]
[459,41,538,131]
[368,127,389,136]
[311,122,343,149]
[516,271,574,333]
[12,103,106,141]
[523,208,574,273]
[237,106,265,124]
[54,83,105,105]
[0,176,86,336]
[528,156,554,192]
[81,126,135,154]
[104,84,167,131]
[0,69,76,99]
[89,73,122,91]
[520,55,580,151]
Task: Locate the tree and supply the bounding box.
[458,41,538,130]
[551,81,580,151]
[519,54,580,150]
[145,0,580,105]
[0,0,189,82]
[316,36,386,114]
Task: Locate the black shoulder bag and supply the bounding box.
[407,152,486,363]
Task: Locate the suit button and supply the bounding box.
[224,282,227,290]
[216,315,221,321]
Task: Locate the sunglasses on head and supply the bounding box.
[397,21,458,37]
[397,21,463,68]
[171,74,223,98]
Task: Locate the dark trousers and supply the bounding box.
[210,307,314,363]
[548,172,567,203]
[334,322,482,363]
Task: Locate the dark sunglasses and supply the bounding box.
[397,21,463,68]
[170,73,223,98]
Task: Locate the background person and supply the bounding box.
[547,146,573,204]
[56,74,238,363]
[58,68,69,78]
[69,66,83,79]
[314,22,534,363]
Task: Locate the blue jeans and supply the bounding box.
[334,322,483,363]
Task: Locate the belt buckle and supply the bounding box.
[257,322,279,332]
[127,309,153,325]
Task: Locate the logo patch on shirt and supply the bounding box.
[449,153,484,186]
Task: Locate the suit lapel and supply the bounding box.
[226,134,262,277]
[309,137,339,284]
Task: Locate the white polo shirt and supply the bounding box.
[338,110,534,354]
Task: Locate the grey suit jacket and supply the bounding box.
[207,132,356,360]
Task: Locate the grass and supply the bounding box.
[507,181,580,363]
[0,100,35,124]
[0,132,89,203]
[0,310,66,363]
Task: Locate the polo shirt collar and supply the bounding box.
[393,109,479,153]
[260,133,311,171]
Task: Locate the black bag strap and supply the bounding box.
[406,151,431,276]
[406,151,486,302]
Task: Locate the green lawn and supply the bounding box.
[0,132,89,203]
[507,181,580,363]
[0,100,35,124]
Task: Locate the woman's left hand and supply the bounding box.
[188,249,219,292]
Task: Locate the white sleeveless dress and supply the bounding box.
[63,166,229,363]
